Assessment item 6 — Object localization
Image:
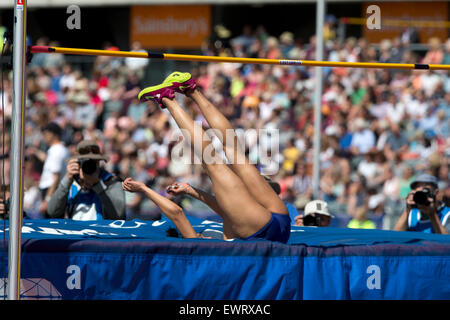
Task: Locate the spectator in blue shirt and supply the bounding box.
[338,123,353,154]
[350,118,375,156]
[384,122,409,161]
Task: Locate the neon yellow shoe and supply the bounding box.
[163,71,197,94]
[138,82,175,108]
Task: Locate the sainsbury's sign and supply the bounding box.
[130,5,211,49]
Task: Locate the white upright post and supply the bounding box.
[8,0,27,300]
[312,0,325,199]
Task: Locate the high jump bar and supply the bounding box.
[29,45,450,70]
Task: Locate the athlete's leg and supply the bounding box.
[161,96,272,238]
[186,88,287,215]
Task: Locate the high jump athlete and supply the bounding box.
[136,72,290,243]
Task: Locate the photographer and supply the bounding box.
[294,200,334,227]
[47,140,125,220]
[394,174,449,234]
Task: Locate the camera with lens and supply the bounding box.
[413,188,436,206]
[78,159,97,175]
[303,214,321,227]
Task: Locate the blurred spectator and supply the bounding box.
[0,186,9,219]
[32,122,70,217]
[279,31,295,58]
[282,138,300,174]
[382,166,402,230]
[323,15,337,42]
[265,37,282,59]
[350,118,376,156]
[384,122,409,161]
[347,205,376,229]
[0,28,446,231]
[422,38,444,65]
[320,163,347,215]
[398,165,415,200]
[125,41,149,79]
[443,39,450,65]
[400,27,420,45]
[0,186,29,220]
[231,25,255,56]
[347,178,366,217]
[290,161,313,206]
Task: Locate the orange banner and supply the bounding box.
[130,5,211,49]
[362,2,448,43]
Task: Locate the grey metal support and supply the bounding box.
[312,0,325,199]
[8,0,27,300]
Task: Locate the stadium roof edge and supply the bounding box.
[0,0,424,9]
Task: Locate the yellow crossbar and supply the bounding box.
[29,45,450,70]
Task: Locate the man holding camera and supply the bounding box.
[47,140,125,220]
[394,174,449,234]
[294,200,334,227]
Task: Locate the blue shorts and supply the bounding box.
[242,213,291,244]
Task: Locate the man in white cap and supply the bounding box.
[294,200,335,227]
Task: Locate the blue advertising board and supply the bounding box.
[0,216,449,299]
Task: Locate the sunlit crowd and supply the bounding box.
[0,23,448,230]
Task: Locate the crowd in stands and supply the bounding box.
[0,23,449,230]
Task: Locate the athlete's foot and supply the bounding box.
[163,71,197,95]
[138,82,175,108]
[184,87,199,98]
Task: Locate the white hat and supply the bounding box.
[304,200,334,218]
[354,118,367,130]
[325,124,340,136]
[280,31,294,44]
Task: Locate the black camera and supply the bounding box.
[303,214,321,227]
[78,159,97,175]
[413,188,436,206]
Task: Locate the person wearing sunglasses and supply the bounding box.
[47,140,126,220]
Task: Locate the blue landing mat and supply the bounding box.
[0,217,449,299]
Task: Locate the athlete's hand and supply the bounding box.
[166,182,192,196]
[122,177,146,193]
[294,214,304,226]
